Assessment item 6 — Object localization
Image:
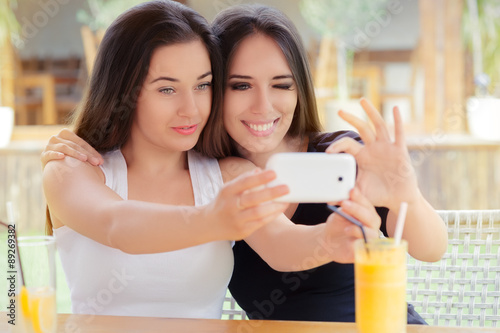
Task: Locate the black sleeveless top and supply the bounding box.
[229,131,426,323]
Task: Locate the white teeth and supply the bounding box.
[248,121,274,132]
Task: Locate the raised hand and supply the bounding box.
[321,187,381,264]
[41,128,103,168]
[326,98,420,211]
[205,168,290,241]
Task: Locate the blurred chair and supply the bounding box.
[407,210,500,327]
[15,73,57,125]
[9,41,81,125]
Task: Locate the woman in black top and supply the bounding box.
[212,4,447,323]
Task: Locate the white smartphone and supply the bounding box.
[265,152,356,203]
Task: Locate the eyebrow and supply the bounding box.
[150,71,212,84]
[228,74,294,80]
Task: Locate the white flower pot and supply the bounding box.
[466,97,500,141]
[0,106,14,147]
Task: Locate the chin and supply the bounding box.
[244,141,279,155]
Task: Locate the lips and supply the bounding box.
[242,119,279,137]
[172,124,198,135]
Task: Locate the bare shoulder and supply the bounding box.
[43,157,105,186]
[218,156,257,183]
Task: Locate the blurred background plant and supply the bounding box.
[76,0,149,31]
[462,0,500,97]
[0,0,19,46]
[0,0,19,106]
[299,0,389,100]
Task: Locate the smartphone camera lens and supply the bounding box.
[338,176,343,182]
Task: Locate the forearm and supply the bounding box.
[106,201,220,254]
[44,158,224,254]
[387,192,448,262]
[246,219,335,272]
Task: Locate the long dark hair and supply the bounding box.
[72,0,225,157]
[212,4,322,156]
[47,0,225,235]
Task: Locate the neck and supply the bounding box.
[237,135,309,168]
[121,137,188,177]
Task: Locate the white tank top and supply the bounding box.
[54,150,233,319]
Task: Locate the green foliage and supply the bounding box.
[299,0,390,99]
[0,0,19,45]
[77,0,149,31]
[463,0,500,96]
[299,0,389,43]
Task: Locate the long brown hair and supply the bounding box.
[47,0,225,235]
[73,0,224,155]
[211,4,323,156]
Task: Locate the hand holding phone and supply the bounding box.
[265,152,356,203]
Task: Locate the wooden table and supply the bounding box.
[2,314,498,333]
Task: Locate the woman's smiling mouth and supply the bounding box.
[242,119,279,137]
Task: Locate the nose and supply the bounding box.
[250,87,273,115]
[177,91,200,118]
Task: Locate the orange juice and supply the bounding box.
[12,286,57,333]
[355,238,407,333]
[11,236,57,333]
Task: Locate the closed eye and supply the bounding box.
[273,83,294,90]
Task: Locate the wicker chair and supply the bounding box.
[222,210,500,326]
[407,210,500,327]
[222,292,247,320]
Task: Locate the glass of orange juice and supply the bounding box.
[355,238,407,333]
[11,236,56,333]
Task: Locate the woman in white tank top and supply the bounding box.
[43,0,382,319]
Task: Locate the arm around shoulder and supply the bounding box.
[43,157,221,254]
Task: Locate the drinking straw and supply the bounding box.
[394,202,408,246]
[327,205,368,244]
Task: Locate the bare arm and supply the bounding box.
[218,156,382,271]
[44,134,387,269]
[243,187,382,272]
[385,195,447,262]
[326,98,448,262]
[43,157,288,254]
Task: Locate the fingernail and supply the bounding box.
[91,157,100,165]
[265,170,276,178]
[279,185,290,194]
